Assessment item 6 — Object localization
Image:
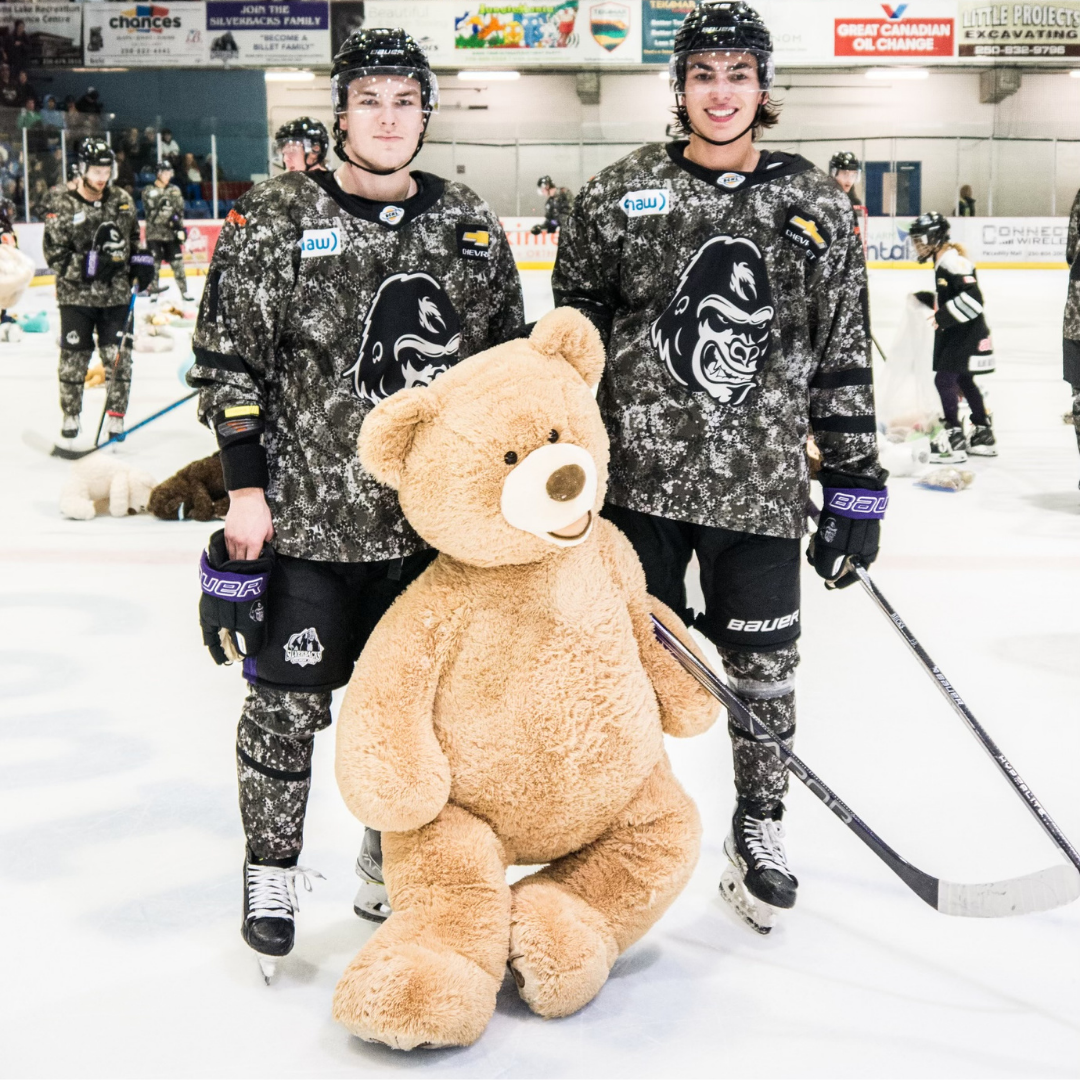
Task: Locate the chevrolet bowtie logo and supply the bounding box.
[791,216,825,247]
[462,230,490,246]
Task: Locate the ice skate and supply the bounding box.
[353,827,391,922]
[179,290,194,302]
[103,414,125,442]
[968,419,998,457]
[59,413,80,448]
[929,425,967,464]
[241,853,323,984]
[720,799,798,935]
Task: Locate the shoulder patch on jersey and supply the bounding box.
[618,188,670,218]
[716,172,746,190]
[119,204,131,211]
[299,227,341,258]
[457,223,491,260]
[45,212,57,220]
[225,208,246,227]
[783,207,831,263]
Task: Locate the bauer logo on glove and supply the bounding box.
[198,529,275,665]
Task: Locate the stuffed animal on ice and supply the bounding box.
[135,315,174,353]
[59,455,157,520]
[0,242,35,311]
[148,452,229,521]
[332,307,720,1050]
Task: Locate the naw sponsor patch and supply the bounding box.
[783,208,830,263]
[299,227,342,258]
[457,223,491,260]
[618,188,670,218]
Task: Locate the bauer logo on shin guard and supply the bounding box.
[727,610,800,633]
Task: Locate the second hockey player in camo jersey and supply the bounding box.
[189,27,524,981]
[142,160,191,300]
[553,1,887,934]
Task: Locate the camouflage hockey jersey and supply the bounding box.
[189,169,524,563]
[541,186,574,232]
[142,182,186,242]
[43,184,141,308]
[552,142,885,540]
[1064,187,1080,386]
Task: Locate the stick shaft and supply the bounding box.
[854,565,1080,873]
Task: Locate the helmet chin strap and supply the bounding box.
[333,117,429,180]
[679,94,764,149]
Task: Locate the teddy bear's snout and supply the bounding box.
[500,442,598,548]
[546,464,586,502]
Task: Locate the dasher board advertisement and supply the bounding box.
[957,0,1080,57]
[0,3,82,68]
[83,2,208,66]
[206,1,331,65]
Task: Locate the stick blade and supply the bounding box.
[937,864,1080,918]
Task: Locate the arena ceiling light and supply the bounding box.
[264,70,316,82]
[457,71,521,82]
[1070,69,1080,77]
[865,67,930,80]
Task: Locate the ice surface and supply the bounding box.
[2,270,1078,1078]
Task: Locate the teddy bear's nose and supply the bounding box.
[546,464,586,502]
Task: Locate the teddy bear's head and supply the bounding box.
[359,308,608,568]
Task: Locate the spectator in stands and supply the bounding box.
[179,151,201,200]
[160,128,180,168]
[115,146,136,195]
[120,126,142,167]
[17,96,40,130]
[8,21,31,74]
[14,71,35,108]
[0,65,19,110]
[957,185,976,217]
[29,176,49,221]
[64,97,93,138]
[40,96,63,130]
[75,87,103,116]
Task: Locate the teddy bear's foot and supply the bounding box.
[332,940,499,1050]
[508,881,618,1019]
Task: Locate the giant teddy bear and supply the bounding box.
[332,307,721,1050]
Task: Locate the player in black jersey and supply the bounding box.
[189,28,523,980]
[552,1,887,933]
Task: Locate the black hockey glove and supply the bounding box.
[530,223,543,235]
[198,528,275,665]
[169,211,187,242]
[129,251,155,294]
[807,484,888,590]
[914,290,935,310]
[82,221,126,283]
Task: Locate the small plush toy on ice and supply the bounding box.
[148,452,228,521]
[59,455,157,519]
[331,307,720,1050]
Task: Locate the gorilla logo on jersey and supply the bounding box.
[344,272,462,404]
[651,235,775,406]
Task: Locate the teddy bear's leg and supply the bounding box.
[332,803,509,1050]
[509,757,700,1019]
[108,470,131,517]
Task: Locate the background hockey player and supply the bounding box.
[552,1,887,934]
[829,151,862,210]
[532,174,573,234]
[909,211,997,462]
[142,160,192,302]
[1064,187,1080,481]
[44,137,154,445]
[188,27,524,981]
[274,116,330,173]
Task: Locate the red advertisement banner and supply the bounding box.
[835,16,954,56]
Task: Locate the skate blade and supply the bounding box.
[967,447,997,457]
[257,955,277,985]
[353,902,391,923]
[719,863,777,935]
[353,878,391,922]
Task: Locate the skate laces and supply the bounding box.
[245,863,324,922]
[744,814,793,878]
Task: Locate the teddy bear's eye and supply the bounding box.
[548,430,559,443]
[504,451,518,465]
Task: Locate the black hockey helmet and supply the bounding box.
[669,3,775,148]
[274,115,329,167]
[155,158,174,175]
[77,136,115,173]
[66,160,81,182]
[908,211,950,253]
[829,151,860,174]
[537,175,554,189]
[329,28,438,176]
[0,196,15,223]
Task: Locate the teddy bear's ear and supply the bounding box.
[357,387,437,491]
[529,307,605,387]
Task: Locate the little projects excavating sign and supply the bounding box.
[957,1,1080,57]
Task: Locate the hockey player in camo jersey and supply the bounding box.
[44,136,154,444]
[552,1,887,934]
[188,28,523,980]
[142,160,192,301]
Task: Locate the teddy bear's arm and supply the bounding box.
[596,520,721,738]
[335,574,455,833]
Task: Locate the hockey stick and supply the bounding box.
[870,332,888,364]
[853,563,1080,879]
[93,289,138,447]
[651,615,1080,917]
[23,390,198,460]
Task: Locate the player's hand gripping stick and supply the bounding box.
[198,528,275,665]
[807,484,887,588]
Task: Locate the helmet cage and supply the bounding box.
[331,65,439,118]
[669,46,774,96]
